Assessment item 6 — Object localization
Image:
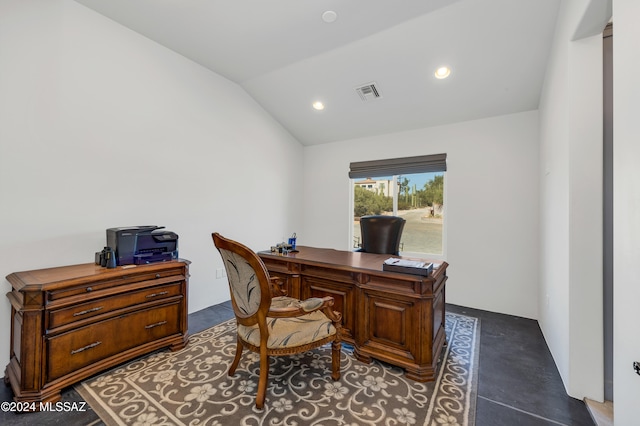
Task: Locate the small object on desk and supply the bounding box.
[105,247,117,268]
[272,241,294,255]
[382,257,433,276]
[288,232,297,252]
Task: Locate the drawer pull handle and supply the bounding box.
[73,306,104,317]
[155,274,161,278]
[86,287,93,292]
[146,291,169,298]
[71,341,102,355]
[145,321,167,329]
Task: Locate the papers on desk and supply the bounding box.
[383,258,433,276]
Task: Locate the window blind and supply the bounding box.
[349,153,447,179]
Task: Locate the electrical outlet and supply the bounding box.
[216,268,223,279]
[634,361,640,376]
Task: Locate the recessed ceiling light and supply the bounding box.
[312,101,325,111]
[322,11,338,23]
[434,66,451,79]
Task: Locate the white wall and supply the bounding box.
[538,0,605,402]
[0,0,303,371]
[302,111,540,320]
[612,0,640,423]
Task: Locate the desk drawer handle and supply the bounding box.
[146,291,169,298]
[71,341,102,355]
[145,321,167,329]
[73,306,103,317]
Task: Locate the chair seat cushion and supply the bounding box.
[238,297,337,349]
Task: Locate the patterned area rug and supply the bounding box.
[76,312,479,426]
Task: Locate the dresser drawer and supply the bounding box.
[47,268,185,302]
[45,301,181,381]
[47,282,183,331]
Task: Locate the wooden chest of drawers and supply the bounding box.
[4,260,189,405]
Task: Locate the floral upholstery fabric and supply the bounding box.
[218,248,261,316]
[238,296,337,349]
[270,296,326,312]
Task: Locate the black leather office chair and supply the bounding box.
[359,215,406,255]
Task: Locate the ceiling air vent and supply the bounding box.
[355,82,381,102]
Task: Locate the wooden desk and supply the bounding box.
[259,247,448,382]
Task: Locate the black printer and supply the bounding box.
[106,226,179,266]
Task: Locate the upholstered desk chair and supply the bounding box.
[359,215,406,255]
[212,232,342,409]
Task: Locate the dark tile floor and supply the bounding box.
[447,304,595,426]
[1,302,594,425]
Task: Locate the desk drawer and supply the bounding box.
[46,301,181,381]
[47,282,183,331]
[300,264,356,284]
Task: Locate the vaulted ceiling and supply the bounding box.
[74,0,561,145]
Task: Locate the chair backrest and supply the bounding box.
[359,215,406,255]
[212,233,272,326]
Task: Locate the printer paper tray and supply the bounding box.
[133,251,178,265]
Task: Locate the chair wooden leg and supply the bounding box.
[331,340,341,381]
[256,350,269,409]
[229,340,243,376]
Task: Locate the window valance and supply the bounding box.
[348,153,447,179]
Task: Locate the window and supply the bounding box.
[349,154,446,257]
